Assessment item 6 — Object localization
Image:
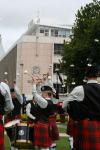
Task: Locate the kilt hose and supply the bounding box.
[0,122,4,150]
[70,119,100,150]
[48,116,59,141]
[33,121,52,148]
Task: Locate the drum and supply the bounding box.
[12,121,34,149]
[4,119,20,128]
[4,119,20,142]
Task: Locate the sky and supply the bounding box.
[0,0,92,51]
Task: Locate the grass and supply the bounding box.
[4,132,10,150]
[4,135,70,150]
[56,137,70,150]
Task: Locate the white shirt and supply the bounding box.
[26,103,36,120]
[14,85,23,104]
[62,79,98,111]
[32,84,48,108]
[0,82,14,114]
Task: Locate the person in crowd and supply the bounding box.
[6,81,23,121]
[0,81,14,149]
[26,97,36,123]
[22,93,27,114]
[62,64,100,150]
[27,76,59,150]
[5,81,23,150]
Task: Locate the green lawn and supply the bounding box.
[56,137,70,150]
[4,135,70,150]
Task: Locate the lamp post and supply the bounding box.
[4,72,8,83]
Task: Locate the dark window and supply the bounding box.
[40,29,44,33]
[54,43,63,55]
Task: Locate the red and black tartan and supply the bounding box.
[72,119,100,150]
[33,121,52,148]
[0,121,4,150]
[48,116,59,141]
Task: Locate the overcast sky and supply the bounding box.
[0,0,92,51]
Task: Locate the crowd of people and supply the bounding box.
[1,74,62,150]
[0,63,100,150]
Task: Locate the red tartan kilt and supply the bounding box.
[33,121,52,148]
[0,122,4,150]
[73,119,100,150]
[48,116,59,141]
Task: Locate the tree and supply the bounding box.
[62,0,100,87]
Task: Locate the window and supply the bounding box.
[54,43,63,55]
[40,28,49,36]
[58,30,66,37]
[51,29,58,37]
[40,28,44,33]
[45,29,49,36]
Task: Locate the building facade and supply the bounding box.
[0,20,72,99]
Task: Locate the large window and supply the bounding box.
[40,28,49,36]
[54,43,63,55]
[51,29,58,37]
[40,28,44,33]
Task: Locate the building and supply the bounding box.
[0,35,5,60]
[0,20,72,100]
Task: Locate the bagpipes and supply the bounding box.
[55,70,65,99]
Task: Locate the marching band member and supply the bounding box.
[62,64,100,150]
[29,76,59,150]
[0,82,14,150]
[5,82,23,150]
[26,97,36,123]
[6,81,23,121]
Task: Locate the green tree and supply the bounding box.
[62,0,100,86]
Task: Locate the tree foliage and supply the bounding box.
[62,0,100,86]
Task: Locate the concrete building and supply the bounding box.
[0,35,5,60]
[0,20,72,99]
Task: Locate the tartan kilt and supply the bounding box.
[48,116,59,141]
[73,119,100,150]
[0,122,4,150]
[33,121,52,148]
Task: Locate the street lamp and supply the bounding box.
[4,72,8,83]
[4,72,8,75]
[24,70,33,78]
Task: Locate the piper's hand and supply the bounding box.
[32,75,39,85]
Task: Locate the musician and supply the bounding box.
[30,76,59,150]
[26,97,36,123]
[0,82,14,149]
[5,82,23,150]
[7,83,23,121]
[62,64,100,150]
